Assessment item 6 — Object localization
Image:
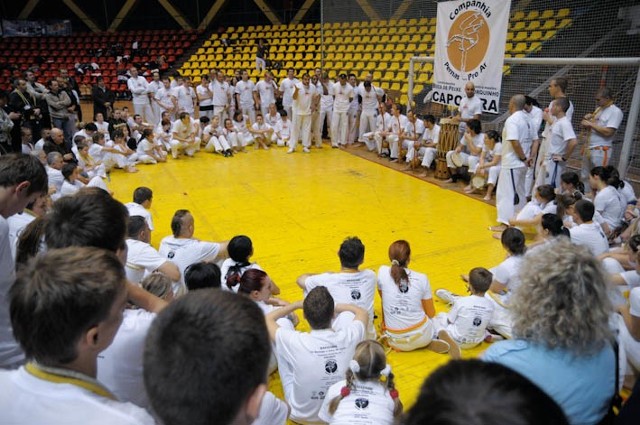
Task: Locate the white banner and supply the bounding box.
[432,0,511,114]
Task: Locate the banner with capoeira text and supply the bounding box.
[432,0,510,114]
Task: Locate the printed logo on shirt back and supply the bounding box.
[324,360,338,374]
[351,289,361,300]
[355,398,369,409]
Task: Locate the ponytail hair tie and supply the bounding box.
[391,259,400,267]
[389,389,399,400]
[340,386,351,397]
[349,359,360,374]
[380,364,392,377]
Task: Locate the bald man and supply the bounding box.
[455,82,482,138]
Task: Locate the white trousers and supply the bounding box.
[289,114,312,150]
[421,147,437,168]
[374,133,400,158]
[169,139,197,158]
[133,103,155,125]
[204,135,231,153]
[496,166,526,225]
[361,132,377,151]
[331,110,349,146]
[383,319,435,352]
[358,111,376,141]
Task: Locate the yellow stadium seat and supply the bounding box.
[512,11,525,21]
[557,8,570,18]
[507,32,514,41]
[529,31,543,41]
[525,10,539,20]
[418,17,429,26]
[203,40,212,47]
[514,31,528,41]
[542,19,556,29]
[558,19,572,29]
[527,20,541,31]
[530,42,542,53]
[505,42,513,52]
[540,9,554,19]
[512,21,526,31]
[543,30,557,40]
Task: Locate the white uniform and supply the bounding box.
[380,114,408,160]
[253,391,289,425]
[279,77,299,116]
[619,287,640,375]
[356,86,380,142]
[234,79,256,122]
[46,166,64,197]
[60,180,83,197]
[304,270,376,339]
[7,210,36,260]
[127,76,154,124]
[289,83,316,151]
[319,81,334,140]
[569,222,609,256]
[170,119,197,159]
[487,255,524,339]
[274,118,291,146]
[476,142,502,186]
[377,265,435,351]
[0,215,23,368]
[125,202,153,231]
[594,186,625,231]
[445,132,484,170]
[124,239,168,283]
[433,295,494,349]
[94,121,111,141]
[147,80,163,124]
[583,104,623,181]
[158,236,220,295]
[203,124,231,153]
[220,260,263,292]
[275,319,365,424]
[415,123,441,168]
[362,112,391,153]
[134,138,157,164]
[403,119,426,162]
[210,80,230,122]
[233,115,255,147]
[497,110,530,225]
[264,111,282,128]
[318,379,396,425]
[0,366,155,424]
[154,86,175,116]
[458,95,482,135]
[545,116,576,189]
[97,309,156,410]
[254,79,278,118]
[196,84,214,119]
[331,82,354,147]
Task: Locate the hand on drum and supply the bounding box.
[476,167,485,176]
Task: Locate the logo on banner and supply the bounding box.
[446,11,490,73]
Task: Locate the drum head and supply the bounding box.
[471,174,486,189]
[451,152,463,167]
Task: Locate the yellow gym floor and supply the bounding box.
[109,143,506,415]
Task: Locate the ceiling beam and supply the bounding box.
[61,0,102,33]
[18,0,41,19]
[391,0,414,20]
[156,0,193,30]
[108,0,139,32]
[291,0,317,25]
[251,0,282,26]
[354,0,381,21]
[198,0,230,31]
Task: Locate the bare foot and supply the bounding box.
[489,224,507,232]
[460,274,469,282]
[483,194,492,201]
[426,339,450,354]
[443,178,454,184]
[438,330,461,359]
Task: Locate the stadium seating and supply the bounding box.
[179,8,572,104]
[0,29,200,94]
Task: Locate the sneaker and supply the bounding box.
[435,289,460,305]
[303,147,310,153]
[287,149,295,154]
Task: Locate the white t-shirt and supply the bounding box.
[446,295,494,345]
[255,79,277,107]
[220,259,262,292]
[7,210,36,260]
[482,142,502,162]
[547,116,576,157]
[460,132,485,153]
[275,320,365,423]
[618,182,637,206]
[210,80,230,107]
[422,124,441,144]
[501,110,531,169]
[318,379,396,425]
[377,265,431,331]
[331,82,354,113]
[155,87,175,111]
[569,222,609,257]
[195,84,213,107]
[46,166,64,194]
[158,236,220,288]
[135,138,154,157]
[589,104,623,148]
[172,119,193,140]
[376,113,392,132]
[459,95,482,120]
[403,119,425,141]
[304,270,376,336]
[620,270,640,290]
[125,239,167,283]
[0,215,23,368]
[127,76,150,105]
[279,77,299,108]
[253,391,289,425]
[0,367,155,424]
[390,114,408,136]
[490,255,524,304]
[264,112,282,128]
[60,180,84,197]
[292,83,316,116]
[357,87,380,114]
[97,309,156,410]
[234,79,256,108]
[275,119,291,139]
[594,186,624,230]
[125,202,153,231]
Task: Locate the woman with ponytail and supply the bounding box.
[590,166,625,235]
[377,240,459,356]
[220,235,266,293]
[318,340,402,424]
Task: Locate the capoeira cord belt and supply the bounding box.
[25,362,117,400]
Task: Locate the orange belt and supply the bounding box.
[591,146,610,165]
[382,315,428,334]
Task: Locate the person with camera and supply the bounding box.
[9,79,42,153]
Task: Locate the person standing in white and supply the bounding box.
[279,68,299,117]
[287,73,317,154]
[494,95,531,230]
[154,77,177,119]
[254,71,278,119]
[331,73,354,148]
[357,81,381,144]
[545,97,577,190]
[127,67,154,124]
[195,75,214,119]
[210,71,230,123]
[580,87,624,186]
[455,82,482,137]
[235,69,257,123]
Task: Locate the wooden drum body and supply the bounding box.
[435,119,459,179]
